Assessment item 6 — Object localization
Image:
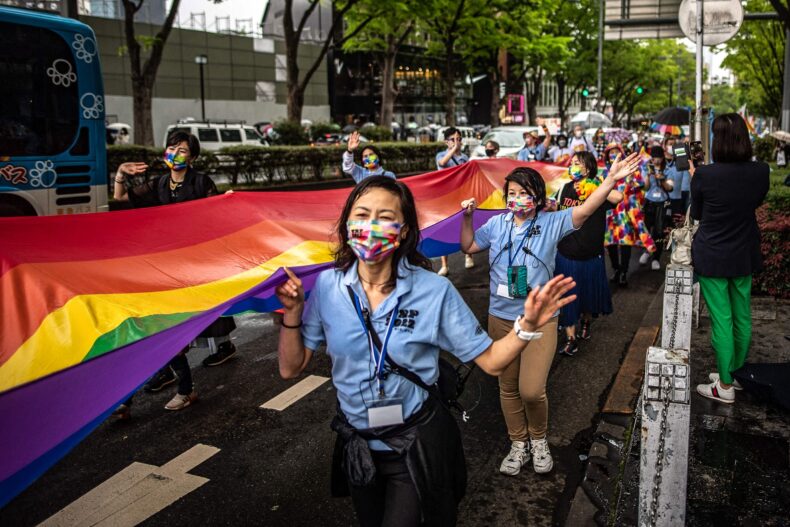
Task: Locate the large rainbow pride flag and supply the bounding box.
[0,159,568,506]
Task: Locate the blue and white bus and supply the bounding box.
[0,6,108,216]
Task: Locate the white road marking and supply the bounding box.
[39,444,220,527]
[260,375,330,411]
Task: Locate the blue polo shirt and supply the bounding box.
[517,144,547,162]
[474,209,576,320]
[342,151,396,183]
[645,168,670,203]
[301,260,491,449]
[435,151,469,169]
[664,161,689,198]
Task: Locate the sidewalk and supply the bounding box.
[686,297,790,524]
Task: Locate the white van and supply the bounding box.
[163,120,265,151]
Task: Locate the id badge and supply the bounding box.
[496,282,514,299]
[367,397,404,428]
[507,265,530,298]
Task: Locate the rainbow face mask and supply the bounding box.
[163,151,189,171]
[362,154,380,170]
[347,219,401,263]
[569,165,585,181]
[507,196,536,218]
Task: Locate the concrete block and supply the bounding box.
[662,265,694,352]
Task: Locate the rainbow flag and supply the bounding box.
[0,159,568,505]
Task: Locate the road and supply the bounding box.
[0,252,663,527]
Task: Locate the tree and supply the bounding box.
[767,0,790,30]
[343,0,414,127]
[120,0,181,146]
[281,0,375,122]
[722,0,785,119]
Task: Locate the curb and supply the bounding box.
[564,283,665,526]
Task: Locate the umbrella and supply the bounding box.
[604,128,632,143]
[653,107,691,126]
[651,123,683,136]
[342,124,357,133]
[570,111,612,129]
[770,130,790,143]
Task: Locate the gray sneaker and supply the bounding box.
[530,438,554,474]
[499,441,530,476]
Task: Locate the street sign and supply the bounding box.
[678,0,744,46]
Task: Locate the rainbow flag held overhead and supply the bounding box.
[0,159,568,506]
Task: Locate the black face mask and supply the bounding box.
[485,148,497,157]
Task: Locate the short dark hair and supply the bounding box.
[485,140,500,150]
[711,113,753,163]
[334,176,432,291]
[166,131,201,159]
[572,151,598,178]
[361,144,384,165]
[443,127,460,140]
[503,167,547,211]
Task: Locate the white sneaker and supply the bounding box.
[164,391,198,411]
[708,372,743,391]
[465,254,475,269]
[438,266,449,276]
[696,380,735,404]
[499,441,530,476]
[651,260,661,271]
[639,252,651,265]
[530,438,554,474]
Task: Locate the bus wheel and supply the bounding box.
[0,198,36,217]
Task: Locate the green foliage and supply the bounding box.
[722,0,784,119]
[766,162,790,212]
[361,126,393,141]
[272,120,310,146]
[753,136,778,163]
[309,121,342,141]
[706,82,741,115]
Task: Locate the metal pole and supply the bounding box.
[694,0,704,141]
[199,62,206,122]
[782,29,790,131]
[597,0,604,111]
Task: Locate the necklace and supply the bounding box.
[169,177,183,191]
[358,275,389,286]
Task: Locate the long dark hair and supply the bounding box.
[503,167,547,210]
[711,113,753,163]
[334,176,432,290]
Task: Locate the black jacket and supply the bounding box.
[128,168,218,207]
[690,161,769,277]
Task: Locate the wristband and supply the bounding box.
[281,319,303,329]
[513,316,543,341]
[115,178,125,184]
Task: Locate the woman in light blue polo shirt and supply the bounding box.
[342,131,396,183]
[459,155,640,477]
[275,176,577,527]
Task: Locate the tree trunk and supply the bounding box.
[379,38,397,127]
[287,83,305,122]
[444,40,456,126]
[132,81,154,146]
[526,71,542,125]
[557,76,566,129]
[490,73,500,126]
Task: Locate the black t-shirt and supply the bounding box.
[556,181,613,260]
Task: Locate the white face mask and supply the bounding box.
[574,130,583,138]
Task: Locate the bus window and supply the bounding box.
[0,21,79,156]
[198,128,219,142]
[219,129,242,143]
[245,128,259,141]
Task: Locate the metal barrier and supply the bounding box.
[638,264,693,526]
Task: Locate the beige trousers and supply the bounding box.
[488,315,558,441]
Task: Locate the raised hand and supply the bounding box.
[275,267,304,313]
[606,153,640,182]
[520,275,577,331]
[347,131,360,152]
[461,197,477,216]
[117,162,148,179]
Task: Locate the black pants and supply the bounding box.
[349,450,421,527]
[607,245,632,274]
[644,201,666,260]
[169,348,193,395]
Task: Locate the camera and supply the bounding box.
[690,141,704,164]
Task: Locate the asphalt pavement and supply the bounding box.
[0,252,664,527]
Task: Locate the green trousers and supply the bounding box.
[698,275,753,385]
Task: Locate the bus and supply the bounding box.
[0,6,108,217]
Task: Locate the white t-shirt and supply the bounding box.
[569,136,597,158]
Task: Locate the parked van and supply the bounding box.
[163,120,265,150]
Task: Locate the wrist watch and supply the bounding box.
[513,315,543,341]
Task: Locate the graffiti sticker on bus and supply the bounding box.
[0,165,28,185]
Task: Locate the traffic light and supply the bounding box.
[636,86,644,94]
[582,88,590,97]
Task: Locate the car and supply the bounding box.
[163,120,265,150]
[471,126,540,159]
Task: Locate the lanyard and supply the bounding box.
[350,290,400,396]
[508,212,539,266]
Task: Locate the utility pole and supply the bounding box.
[694,0,704,141]
[597,0,604,112]
[782,29,790,130]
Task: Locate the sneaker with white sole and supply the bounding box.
[639,252,651,265]
[530,438,554,474]
[499,440,530,476]
[164,391,198,411]
[708,372,743,391]
[696,380,735,404]
[465,254,475,269]
[438,266,449,276]
[651,260,661,271]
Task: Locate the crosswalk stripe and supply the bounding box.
[39,444,219,527]
[260,375,330,411]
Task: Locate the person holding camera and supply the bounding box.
[460,154,640,477]
[639,145,674,271]
[662,137,691,226]
[343,131,396,183]
[692,114,769,404]
[436,127,473,274]
[517,125,551,161]
[276,176,577,526]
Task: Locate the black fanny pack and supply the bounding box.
[346,286,475,420]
